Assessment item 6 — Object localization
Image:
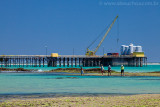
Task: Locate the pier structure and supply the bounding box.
[0,55,147,67]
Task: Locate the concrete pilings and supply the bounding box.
[0,56,147,68]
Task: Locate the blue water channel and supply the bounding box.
[0,73,160,96]
[2,65,160,72]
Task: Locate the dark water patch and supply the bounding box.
[148,71,160,73]
[138,79,160,81]
[2,72,73,77]
[2,73,160,80]
[111,89,118,91]
[54,77,79,79]
[0,92,143,100]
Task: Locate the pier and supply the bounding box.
[0,55,147,67]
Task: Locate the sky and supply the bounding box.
[0,0,160,62]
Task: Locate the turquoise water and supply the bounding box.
[0,73,160,96]
[2,64,160,72]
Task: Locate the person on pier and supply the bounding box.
[108,65,111,76]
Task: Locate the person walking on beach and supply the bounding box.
[108,65,111,76]
[101,64,104,76]
[121,65,124,76]
[80,66,84,76]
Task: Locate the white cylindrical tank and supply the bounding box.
[124,46,129,55]
[129,43,134,54]
[121,45,126,55]
[133,46,136,52]
[120,44,143,55]
[136,46,142,52]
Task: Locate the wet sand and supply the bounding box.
[43,68,160,77]
[0,94,160,107]
[1,67,160,77]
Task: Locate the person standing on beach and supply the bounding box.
[80,66,84,76]
[101,64,104,76]
[108,65,111,76]
[121,65,124,76]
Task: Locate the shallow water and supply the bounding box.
[2,64,160,72]
[0,73,160,97]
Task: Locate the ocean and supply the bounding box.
[0,64,160,98]
[0,73,160,97]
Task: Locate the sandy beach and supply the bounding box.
[0,94,160,107]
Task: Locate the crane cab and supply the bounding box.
[85,49,95,56]
[85,51,94,56]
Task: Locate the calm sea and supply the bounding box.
[0,64,160,98]
[0,73,160,97]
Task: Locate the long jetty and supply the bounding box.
[0,55,147,67]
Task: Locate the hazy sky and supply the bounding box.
[0,0,160,62]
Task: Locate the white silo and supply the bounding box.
[121,45,126,55]
[136,46,142,52]
[129,43,134,54]
[140,46,143,52]
[124,46,129,55]
[133,46,136,52]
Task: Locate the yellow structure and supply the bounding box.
[51,53,59,57]
[85,49,94,56]
[133,52,145,57]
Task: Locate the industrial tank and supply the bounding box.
[133,46,136,52]
[129,43,134,54]
[124,46,129,55]
[120,44,143,55]
[136,46,142,52]
[121,45,126,55]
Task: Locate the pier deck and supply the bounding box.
[0,55,147,67]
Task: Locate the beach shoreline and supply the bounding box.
[0,94,160,107]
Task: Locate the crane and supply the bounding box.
[85,15,118,56]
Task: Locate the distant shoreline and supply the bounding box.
[148,62,160,65]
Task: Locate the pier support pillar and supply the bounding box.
[39,58,41,67]
[82,58,85,67]
[75,58,77,67]
[71,58,73,67]
[79,58,81,67]
[136,58,140,67]
[59,58,61,67]
[67,58,69,67]
[43,58,45,67]
[140,57,143,67]
[53,58,57,67]
[63,58,65,67]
